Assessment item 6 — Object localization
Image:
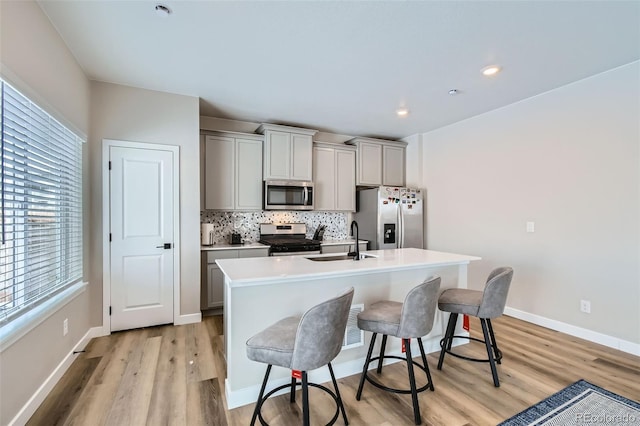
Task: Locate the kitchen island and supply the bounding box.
[217,248,480,409]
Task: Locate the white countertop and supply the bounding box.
[216,248,480,287]
[200,242,269,251]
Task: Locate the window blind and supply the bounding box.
[0,79,83,324]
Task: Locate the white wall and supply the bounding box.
[89,82,201,325]
[0,2,91,424]
[0,1,89,138]
[402,133,424,188]
[416,62,639,345]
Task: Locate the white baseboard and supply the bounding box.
[174,312,202,326]
[504,307,640,357]
[95,312,202,337]
[8,326,102,426]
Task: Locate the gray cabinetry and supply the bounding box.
[313,142,356,211]
[346,137,406,187]
[321,241,368,254]
[201,247,269,310]
[258,123,318,181]
[202,132,263,211]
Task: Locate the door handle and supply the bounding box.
[156,243,172,249]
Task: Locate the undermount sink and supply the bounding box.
[305,253,378,262]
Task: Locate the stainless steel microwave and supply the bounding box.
[264,181,314,210]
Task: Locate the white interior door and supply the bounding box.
[109,145,175,332]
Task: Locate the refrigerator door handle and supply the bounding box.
[398,204,403,248]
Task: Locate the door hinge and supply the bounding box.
[108,161,112,170]
[109,306,112,316]
[109,233,112,242]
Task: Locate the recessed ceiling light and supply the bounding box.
[481,65,502,76]
[448,89,458,95]
[396,108,409,117]
[155,4,172,17]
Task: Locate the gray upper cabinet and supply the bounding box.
[313,142,356,211]
[258,123,318,181]
[356,141,383,186]
[346,137,406,187]
[203,132,263,210]
[382,144,405,187]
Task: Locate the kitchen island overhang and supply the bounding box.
[217,248,481,409]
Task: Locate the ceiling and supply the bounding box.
[38,1,639,140]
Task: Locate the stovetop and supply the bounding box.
[259,237,318,246]
[259,223,321,253]
[259,236,321,253]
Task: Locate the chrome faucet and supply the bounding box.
[350,220,360,261]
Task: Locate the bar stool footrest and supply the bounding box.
[364,355,433,394]
[256,381,342,426]
[439,335,503,363]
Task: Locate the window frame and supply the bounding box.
[0,78,85,337]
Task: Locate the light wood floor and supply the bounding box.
[28,315,640,425]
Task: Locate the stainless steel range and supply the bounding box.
[259,223,321,256]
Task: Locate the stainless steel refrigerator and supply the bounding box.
[354,186,424,250]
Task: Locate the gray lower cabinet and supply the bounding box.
[202,248,269,310]
[321,242,368,254]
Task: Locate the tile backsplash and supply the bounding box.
[200,211,350,244]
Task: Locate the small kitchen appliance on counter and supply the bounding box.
[230,232,242,245]
[259,223,321,256]
[201,223,215,246]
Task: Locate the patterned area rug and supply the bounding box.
[499,380,640,425]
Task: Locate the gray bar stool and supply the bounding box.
[246,287,354,426]
[355,276,441,425]
[437,266,514,387]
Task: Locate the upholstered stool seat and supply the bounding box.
[246,316,298,367]
[355,276,441,425]
[246,287,354,426]
[356,301,402,335]
[437,267,514,387]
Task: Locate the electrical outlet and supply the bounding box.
[63,318,69,336]
[580,300,591,314]
[526,221,535,233]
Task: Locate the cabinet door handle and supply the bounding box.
[156,243,172,249]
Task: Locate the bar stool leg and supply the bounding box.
[302,371,310,426]
[446,313,458,350]
[251,364,272,426]
[480,319,500,387]
[486,319,501,364]
[377,334,388,374]
[438,313,457,370]
[328,362,349,425]
[356,333,377,400]
[417,338,434,391]
[404,339,421,425]
[290,376,296,403]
